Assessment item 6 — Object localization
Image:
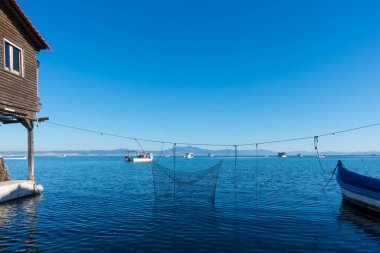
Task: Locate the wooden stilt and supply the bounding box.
[28,128,34,181]
[20,119,34,182]
[0,117,44,203]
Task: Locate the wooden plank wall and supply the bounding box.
[0,1,39,117]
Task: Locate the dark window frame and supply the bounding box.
[3,39,24,77]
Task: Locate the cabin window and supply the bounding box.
[3,40,23,77]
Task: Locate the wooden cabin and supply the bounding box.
[0,0,50,202]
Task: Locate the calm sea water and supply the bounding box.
[1,156,380,252]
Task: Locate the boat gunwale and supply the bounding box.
[337,165,380,201]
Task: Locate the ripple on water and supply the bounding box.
[1,156,380,252]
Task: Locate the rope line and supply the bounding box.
[234,145,237,208]
[233,145,238,245]
[255,144,258,202]
[44,121,380,147]
[135,139,145,153]
[237,122,380,146]
[155,142,165,162]
[173,143,176,203]
[322,165,339,191]
[314,136,327,174]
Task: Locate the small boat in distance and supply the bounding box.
[184,153,194,159]
[336,160,380,214]
[3,156,27,160]
[318,155,326,158]
[278,152,287,158]
[208,153,215,157]
[125,152,153,163]
[59,154,67,157]
[297,154,303,157]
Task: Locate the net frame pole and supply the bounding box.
[255,143,259,215]
[234,145,237,207]
[173,143,176,203]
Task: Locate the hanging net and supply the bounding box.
[152,161,222,207]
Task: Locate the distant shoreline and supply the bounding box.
[1,146,380,157]
[2,154,377,158]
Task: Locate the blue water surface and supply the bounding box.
[1,156,380,252]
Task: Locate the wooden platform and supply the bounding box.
[0,180,43,203]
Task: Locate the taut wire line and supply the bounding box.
[44,121,380,148]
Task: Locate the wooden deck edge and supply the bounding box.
[0,180,43,203]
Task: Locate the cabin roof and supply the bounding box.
[4,0,50,51]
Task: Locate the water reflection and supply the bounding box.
[4,156,380,251]
[337,201,380,239]
[151,204,226,252]
[0,195,43,252]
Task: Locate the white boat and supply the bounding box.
[318,155,326,158]
[3,156,27,160]
[297,154,303,157]
[208,153,215,157]
[278,152,287,158]
[59,154,67,157]
[184,152,194,159]
[125,152,153,163]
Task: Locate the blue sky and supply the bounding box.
[1,0,380,152]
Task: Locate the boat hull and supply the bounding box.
[4,157,27,160]
[132,158,153,163]
[340,187,380,213]
[184,153,194,159]
[337,163,380,214]
[124,152,154,163]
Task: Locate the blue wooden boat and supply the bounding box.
[336,160,380,213]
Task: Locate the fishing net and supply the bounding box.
[152,161,222,207]
[0,158,11,182]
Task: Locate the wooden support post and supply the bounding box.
[20,119,34,182]
[28,127,34,181]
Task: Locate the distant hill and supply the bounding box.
[1,146,380,157]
